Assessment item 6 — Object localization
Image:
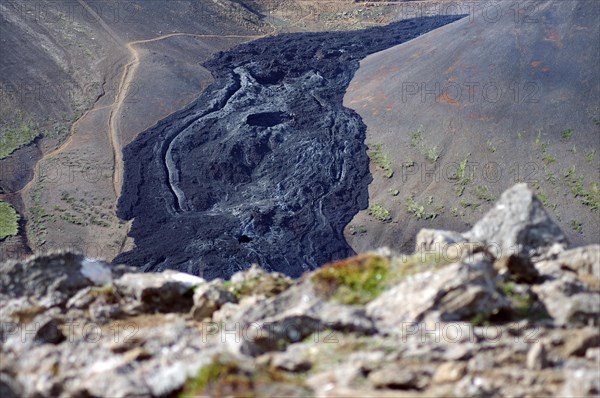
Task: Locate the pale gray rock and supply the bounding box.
[453,375,496,398]
[463,183,568,262]
[0,252,92,307]
[114,270,204,312]
[367,255,508,331]
[562,328,600,357]
[233,279,375,356]
[190,283,237,320]
[415,228,466,253]
[535,245,600,290]
[526,342,548,370]
[561,368,600,398]
[271,344,313,372]
[0,373,23,398]
[368,364,425,390]
[533,279,600,326]
[432,361,467,384]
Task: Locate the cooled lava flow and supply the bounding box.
[116,16,464,279]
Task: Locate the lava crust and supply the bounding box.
[115,16,464,279]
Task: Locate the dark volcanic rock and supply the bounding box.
[116,16,464,279]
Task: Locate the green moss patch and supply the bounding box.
[0,201,20,240]
[0,119,40,159]
[223,274,292,300]
[311,253,454,305]
[368,203,391,222]
[367,143,394,178]
[312,255,391,305]
[180,356,309,398]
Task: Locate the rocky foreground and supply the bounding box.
[1,184,599,397]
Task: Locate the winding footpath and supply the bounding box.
[17,0,270,202]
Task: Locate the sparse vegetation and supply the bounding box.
[180,355,307,398]
[367,143,394,178]
[348,224,367,235]
[542,155,556,166]
[312,252,455,305]
[486,140,497,153]
[406,194,444,220]
[410,127,424,148]
[586,149,596,164]
[546,172,558,185]
[0,201,20,239]
[425,146,440,163]
[564,165,576,179]
[459,199,481,209]
[451,154,472,197]
[368,204,391,222]
[571,219,583,234]
[59,191,111,227]
[410,126,440,163]
[474,185,494,202]
[561,128,573,141]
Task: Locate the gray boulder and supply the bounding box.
[0,252,113,307]
[463,183,568,263]
[190,283,237,320]
[114,270,204,313]
[367,254,508,331]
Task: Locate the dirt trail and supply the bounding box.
[14,104,112,197]
[19,0,271,201]
[110,32,268,197]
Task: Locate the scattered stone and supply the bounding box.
[0,373,23,398]
[33,317,65,345]
[0,252,96,306]
[368,364,424,390]
[271,345,313,372]
[432,361,467,384]
[562,328,600,357]
[190,283,237,320]
[533,280,600,326]
[560,369,600,398]
[114,270,204,312]
[526,342,548,370]
[415,229,466,254]
[535,245,600,290]
[453,375,495,397]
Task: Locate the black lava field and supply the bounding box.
[115,16,464,279]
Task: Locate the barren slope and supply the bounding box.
[344,0,600,254]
